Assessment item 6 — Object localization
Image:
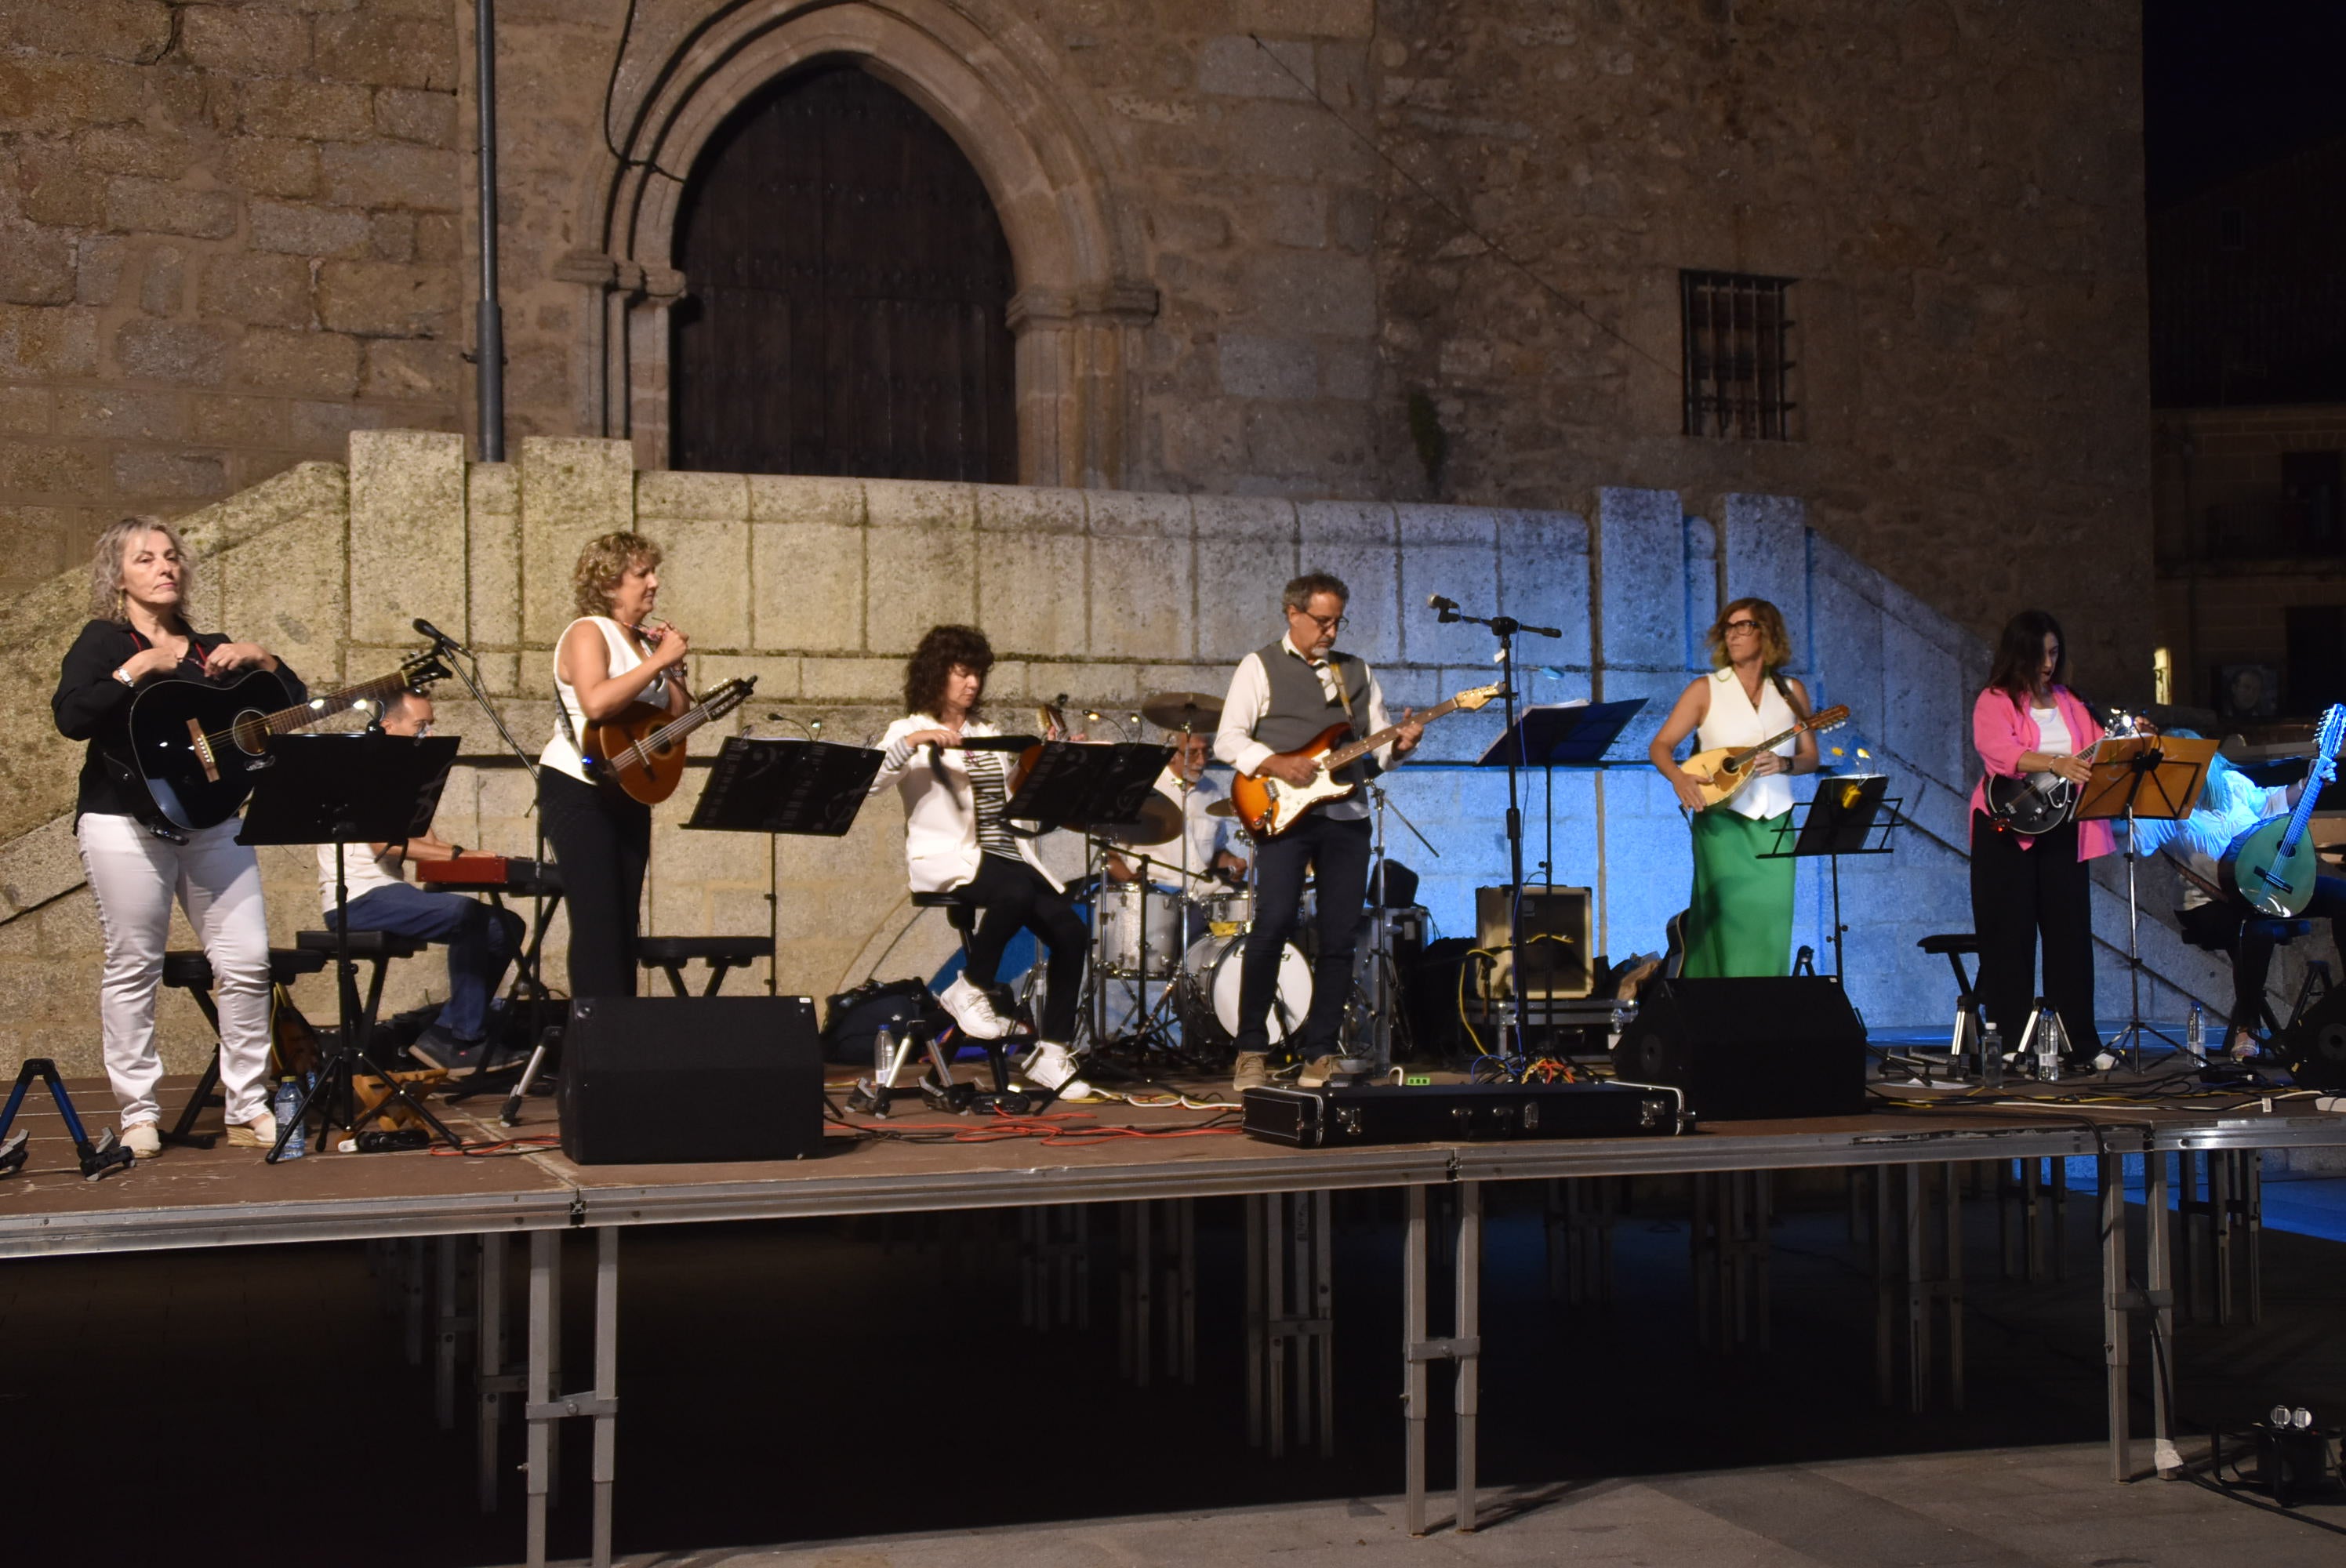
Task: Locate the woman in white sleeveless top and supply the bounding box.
[540,531,690,998]
[1648,598,1818,977]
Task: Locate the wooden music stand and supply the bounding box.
[2075,734,2219,1068]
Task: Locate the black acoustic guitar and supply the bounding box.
[127,651,449,831]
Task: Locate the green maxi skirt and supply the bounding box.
[1682,808,1795,978]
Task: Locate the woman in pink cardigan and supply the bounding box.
[1970,610,2114,1069]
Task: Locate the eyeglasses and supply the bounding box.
[412,721,435,737]
[1292,608,1348,633]
[1723,619,1763,633]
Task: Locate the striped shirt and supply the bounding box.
[882,735,1022,860]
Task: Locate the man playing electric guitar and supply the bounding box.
[1214,572,1424,1090]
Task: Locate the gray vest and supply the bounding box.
[1252,640,1375,782]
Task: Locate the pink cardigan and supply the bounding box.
[1968,685,2115,861]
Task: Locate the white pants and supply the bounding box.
[75,813,274,1128]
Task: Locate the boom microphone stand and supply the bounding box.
[1429,593,1563,1062]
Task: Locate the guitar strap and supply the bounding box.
[1768,667,1809,723]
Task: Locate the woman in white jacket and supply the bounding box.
[873,625,1088,1083]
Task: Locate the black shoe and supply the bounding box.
[409,1026,488,1078]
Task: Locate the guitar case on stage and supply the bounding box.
[558,995,823,1164]
[1611,975,1868,1120]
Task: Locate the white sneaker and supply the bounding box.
[937,975,1014,1040]
[121,1121,161,1159]
[1020,1040,1084,1091]
[225,1112,278,1149]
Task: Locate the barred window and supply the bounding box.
[1680,271,1797,441]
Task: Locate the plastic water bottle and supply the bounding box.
[2187,1002,2205,1061]
[1981,1022,2003,1087]
[2035,1006,2062,1082]
[272,1076,305,1159]
[872,1024,895,1086]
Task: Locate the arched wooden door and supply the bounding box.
[670,65,1019,481]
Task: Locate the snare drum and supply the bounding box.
[1099,881,1184,978]
[1175,931,1312,1050]
[1196,888,1253,935]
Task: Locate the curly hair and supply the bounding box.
[89,516,191,623]
[572,531,663,618]
[1986,608,2067,699]
[1703,597,1794,673]
[903,624,994,717]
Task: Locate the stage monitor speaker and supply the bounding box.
[1611,975,1868,1120]
[1474,884,1593,1000]
[2281,987,2346,1093]
[558,995,823,1164]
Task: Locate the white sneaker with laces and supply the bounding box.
[936,975,1013,1040]
[1020,1040,1084,1091]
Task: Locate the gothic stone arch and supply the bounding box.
[561,0,1156,488]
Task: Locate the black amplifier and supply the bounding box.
[1241,1080,1687,1149]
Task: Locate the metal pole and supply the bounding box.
[2146,1153,2180,1478]
[525,1231,554,1568]
[474,0,506,461]
[591,1229,619,1568]
[1404,1185,1429,1536]
[2101,1151,2130,1483]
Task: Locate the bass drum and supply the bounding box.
[1175,932,1311,1052]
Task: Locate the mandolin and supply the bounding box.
[1681,705,1850,811]
[580,676,757,805]
[2220,703,2344,918]
[128,651,450,831]
[1231,684,1502,838]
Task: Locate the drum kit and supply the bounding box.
[1022,688,1425,1069]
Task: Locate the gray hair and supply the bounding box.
[89,516,191,623]
[1281,572,1349,613]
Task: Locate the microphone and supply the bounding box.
[1426,594,1457,612]
[413,618,470,655]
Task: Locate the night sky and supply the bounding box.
[2143,1,2346,208]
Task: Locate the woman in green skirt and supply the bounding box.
[1647,598,1820,977]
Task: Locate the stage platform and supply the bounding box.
[3,1062,2342,1566]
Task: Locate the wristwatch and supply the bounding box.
[112,666,134,688]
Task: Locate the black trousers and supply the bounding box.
[961,852,1087,1042]
[2178,876,2346,1036]
[1237,812,1371,1058]
[1969,811,2096,1057]
[539,769,651,1000]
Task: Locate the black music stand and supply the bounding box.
[1476,699,1648,1017]
[2077,734,2217,1067]
[238,732,466,1161]
[688,736,886,986]
[1760,774,1899,981]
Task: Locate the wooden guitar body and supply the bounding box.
[2221,816,2319,918]
[1228,721,1358,838]
[581,701,688,805]
[127,668,294,830]
[1682,703,1851,812]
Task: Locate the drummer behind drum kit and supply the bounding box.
[1037,688,1419,1068]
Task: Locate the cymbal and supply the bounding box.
[1204,798,1240,818]
[1100,793,1183,847]
[1141,690,1223,731]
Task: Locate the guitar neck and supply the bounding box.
[1727,717,1811,766]
[642,684,744,751]
[259,668,414,736]
[1324,695,1462,771]
[2278,750,2337,858]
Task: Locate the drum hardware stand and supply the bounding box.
[2075,734,2216,1071]
[242,732,470,1161]
[0,1059,135,1181]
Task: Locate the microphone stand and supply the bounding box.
[416,627,556,1115]
[1433,597,1563,1065]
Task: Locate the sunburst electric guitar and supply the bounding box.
[1682,704,1850,811]
[1231,684,1502,838]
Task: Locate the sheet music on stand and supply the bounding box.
[1003,741,1172,833]
[686,737,884,837]
[1759,774,1901,980]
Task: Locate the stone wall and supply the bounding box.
[3,2,2155,706]
[0,430,2229,1085]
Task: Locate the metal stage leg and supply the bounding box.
[478,1232,518,1515]
[406,1236,427,1367]
[1945,1162,1966,1413]
[1906,1162,1929,1412]
[2147,1154,2181,1479]
[526,1231,556,1568]
[2244,1151,2264,1327]
[590,1229,619,1568]
[1872,1166,1894,1407]
[1403,1181,1483,1535]
[1245,1195,1265,1446]
[2100,1151,2130,1483]
[1171,1197,1197,1385]
[1267,1192,1287,1456]
[436,1234,463,1431]
[1119,1202,1154,1387]
[2214,1152,2235,1325]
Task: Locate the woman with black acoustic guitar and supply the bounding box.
[1969,608,2112,1069]
[539,531,690,1000]
[53,517,300,1157]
